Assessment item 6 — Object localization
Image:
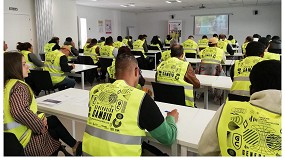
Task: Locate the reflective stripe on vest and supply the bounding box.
[4,79,37,147]
[218,101,281,156]
[230,57,264,97]
[198,39,209,48]
[156,57,194,107]
[82,80,146,156]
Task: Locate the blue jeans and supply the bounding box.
[54,77,76,91]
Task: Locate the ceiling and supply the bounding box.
[76,0,281,13]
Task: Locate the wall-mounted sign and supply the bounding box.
[9,7,18,11]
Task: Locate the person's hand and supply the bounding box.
[71,41,75,47]
[71,64,75,69]
[167,109,179,123]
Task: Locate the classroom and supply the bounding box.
[3,0,282,157]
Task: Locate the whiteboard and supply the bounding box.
[4,13,33,51]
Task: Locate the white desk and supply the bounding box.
[66,64,97,90]
[212,76,233,101]
[36,88,215,156]
[141,70,218,109]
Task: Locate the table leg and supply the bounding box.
[171,141,178,156]
[72,120,76,138]
[204,87,208,109]
[181,146,188,156]
[81,72,84,90]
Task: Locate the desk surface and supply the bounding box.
[72,64,98,73]
[225,53,243,57]
[36,88,215,154]
[186,58,233,66]
[212,76,232,90]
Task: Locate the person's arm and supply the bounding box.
[184,64,200,88]
[52,44,61,51]
[143,41,148,52]
[139,94,177,145]
[71,47,79,56]
[230,63,235,81]
[139,70,145,87]
[198,104,224,156]
[28,53,44,67]
[60,56,73,72]
[9,82,46,134]
[227,44,234,55]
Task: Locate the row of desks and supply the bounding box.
[36,88,216,156]
[141,70,232,109]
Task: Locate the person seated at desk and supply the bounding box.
[63,37,79,56]
[82,52,179,156]
[4,52,82,156]
[198,35,209,51]
[241,36,253,55]
[133,35,148,57]
[156,44,200,107]
[43,45,76,91]
[268,36,281,54]
[44,37,60,53]
[182,35,199,58]
[161,39,178,61]
[150,35,163,51]
[258,37,280,61]
[229,42,264,101]
[198,60,281,156]
[97,37,105,48]
[84,38,100,81]
[164,35,172,46]
[83,38,92,51]
[217,34,234,55]
[113,36,125,49]
[228,35,238,47]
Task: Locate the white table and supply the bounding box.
[141,70,218,109]
[36,88,216,156]
[212,76,233,101]
[66,64,97,90]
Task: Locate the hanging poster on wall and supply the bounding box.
[105,20,112,34]
[98,20,104,33]
[168,20,182,43]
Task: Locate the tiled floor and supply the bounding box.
[38,79,223,156]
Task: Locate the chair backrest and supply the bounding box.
[77,56,94,65]
[30,70,55,92]
[131,51,149,69]
[151,82,186,106]
[4,132,24,156]
[148,45,160,50]
[79,48,84,53]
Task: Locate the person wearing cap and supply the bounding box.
[228,42,264,101]
[196,37,226,103]
[198,60,281,156]
[217,34,234,55]
[258,37,280,61]
[43,45,76,91]
[182,35,199,58]
[64,37,79,56]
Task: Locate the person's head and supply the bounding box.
[65,37,73,42]
[49,37,59,44]
[151,36,159,44]
[271,36,280,41]
[166,35,171,40]
[213,34,218,38]
[208,37,218,47]
[188,35,194,39]
[105,37,113,45]
[219,34,226,40]
[4,41,8,51]
[117,36,123,42]
[245,42,264,57]
[86,38,92,43]
[266,35,271,41]
[4,52,29,84]
[202,35,207,39]
[143,34,147,39]
[228,35,233,40]
[169,39,178,48]
[115,52,140,87]
[60,45,72,56]
[258,37,270,51]
[90,38,97,45]
[118,46,131,55]
[249,60,281,95]
[17,42,33,52]
[129,36,132,40]
[253,34,261,41]
[170,44,184,59]
[100,37,105,41]
[138,35,144,40]
[245,36,253,42]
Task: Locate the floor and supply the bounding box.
[38,79,223,156]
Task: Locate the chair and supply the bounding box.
[151,82,185,106]
[148,45,160,50]
[30,70,56,95]
[4,132,24,156]
[76,56,99,84]
[131,51,149,70]
[185,52,197,58]
[99,57,113,81]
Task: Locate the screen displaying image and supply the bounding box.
[194,15,229,35]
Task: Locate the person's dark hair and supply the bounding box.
[202,35,207,39]
[100,37,105,41]
[87,38,97,48]
[4,52,24,84]
[166,35,171,40]
[49,37,59,43]
[245,42,264,57]
[129,36,132,40]
[138,35,144,40]
[151,36,160,45]
[213,34,218,38]
[271,36,280,41]
[105,37,113,45]
[118,46,131,55]
[266,35,272,41]
[219,34,226,40]
[250,60,281,94]
[228,35,233,40]
[65,37,72,42]
[143,34,147,38]
[258,37,270,48]
[188,35,194,39]
[253,34,261,39]
[16,42,32,51]
[245,36,253,42]
[117,36,123,42]
[170,45,184,58]
[115,52,138,77]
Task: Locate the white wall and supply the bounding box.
[137,5,281,44]
[4,0,37,53]
[77,5,138,43]
[52,0,78,48]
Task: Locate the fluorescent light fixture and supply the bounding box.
[120,5,128,7]
[91,0,97,1]
[129,3,135,7]
[176,0,182,2]
[166,1,172,4]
